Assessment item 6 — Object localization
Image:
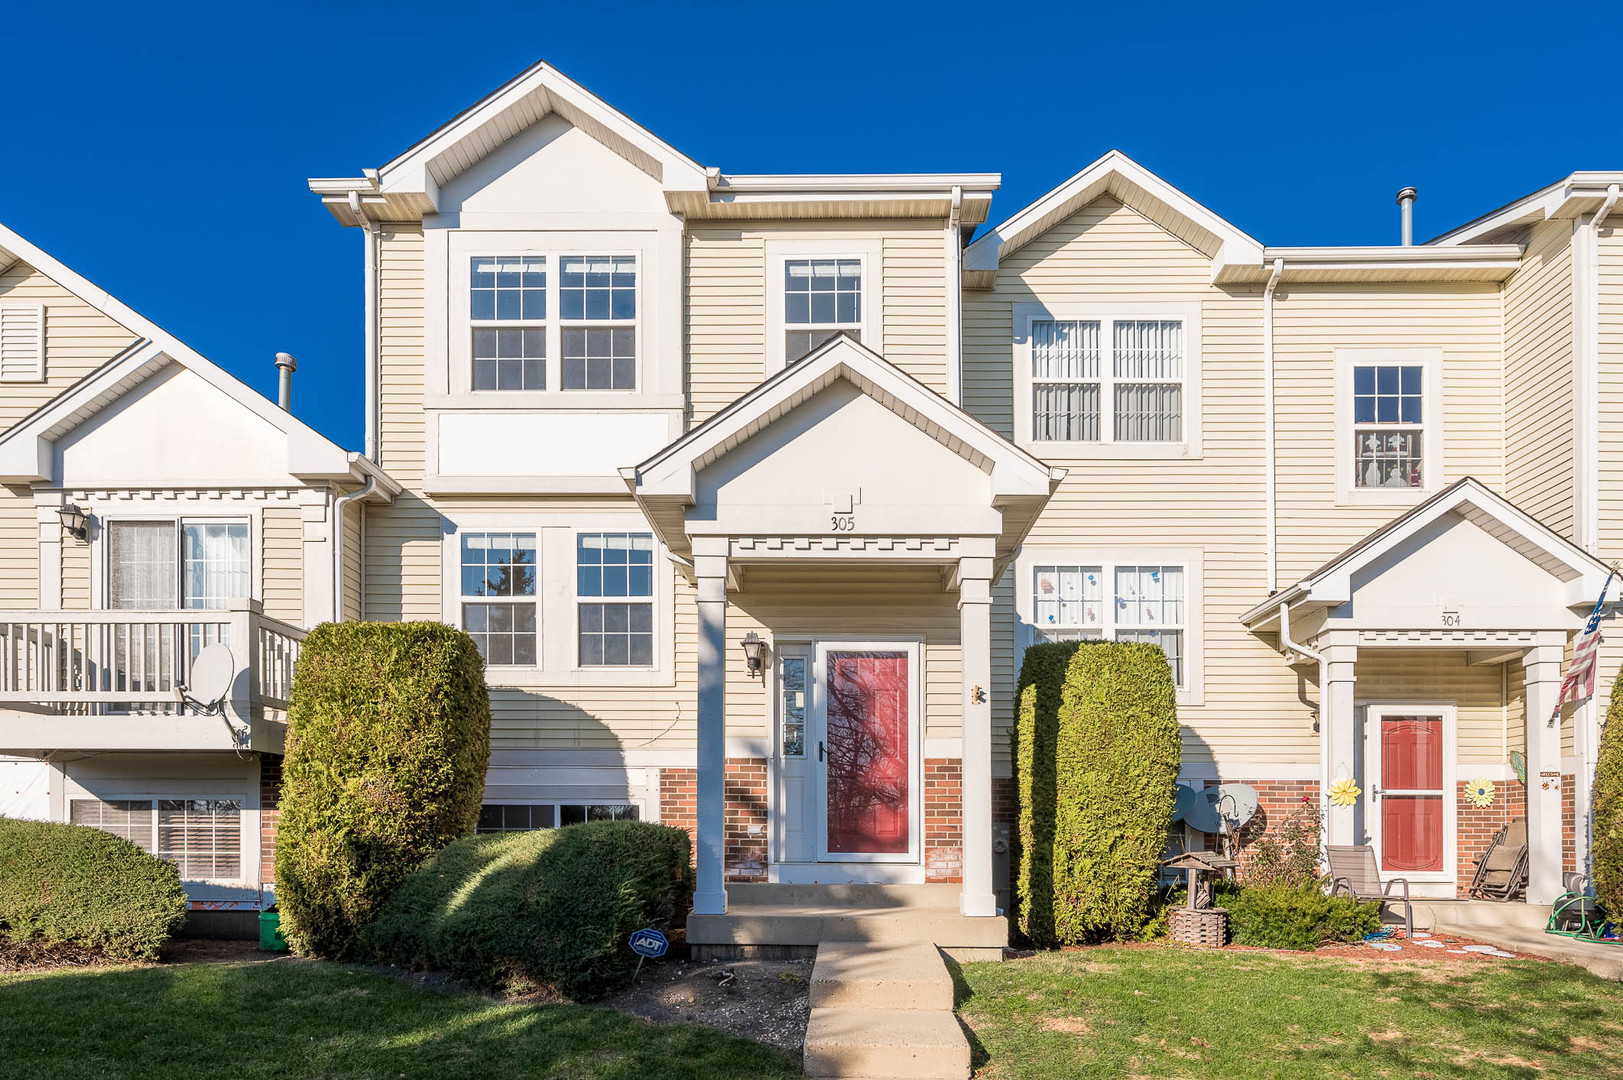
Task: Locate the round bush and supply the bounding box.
[277,621,492,958]
[0,816,188,960]
[365,820,694,1000]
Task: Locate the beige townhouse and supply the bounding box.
[4,59,1619,948]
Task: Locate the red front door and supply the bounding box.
[1379,714,1445,873]
[824,650,910,855]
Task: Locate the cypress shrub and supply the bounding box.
[1596,665,1623,916]
[1017,641,1181,944]
[365,820,693,1000]
[1012,641,1082,944]
[277,621,492,958]
[0,817,188,960]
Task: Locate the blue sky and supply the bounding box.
[3,1,1616,450]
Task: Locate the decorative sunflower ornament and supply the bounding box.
[1328,777,1362,806]
[1466,778,1496,808]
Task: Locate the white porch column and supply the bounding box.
[1322,640,1359,846]
[958,554,997,918]
[692,540,729,916]
[1523,639,1566,904]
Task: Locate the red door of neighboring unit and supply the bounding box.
[824,651,910,855]
[1380,714,1445,873]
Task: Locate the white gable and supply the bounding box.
[439,113,668,216]
[55,364,295,488]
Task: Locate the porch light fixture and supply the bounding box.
[56,504,88,542]
[739,632,767,679]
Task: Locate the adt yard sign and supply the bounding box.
[629,928,669,959]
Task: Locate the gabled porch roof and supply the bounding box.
[622,334,1065,562]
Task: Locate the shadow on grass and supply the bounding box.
[939,954,991,1072]
[0,958,799,1080]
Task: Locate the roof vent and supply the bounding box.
[275,352,297,412]
[1396,187,1418,245]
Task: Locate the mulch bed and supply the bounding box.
[0,938,128,973]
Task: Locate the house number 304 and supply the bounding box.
[830,514,855,532]
[1441,611,1462,627]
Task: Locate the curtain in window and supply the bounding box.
[183,523,250,609]
[108,522,178,609]
[1113,320,1183,442]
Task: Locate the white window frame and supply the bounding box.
[765,237,883,374]
[1013,303,1202,459]
[440,512,674,688]
[92,513,260,611]
[457,530,540,668]
[449,244,643,399]
[68,795,246,885]
[1335,348,1442,505]
[573,530,657,671]
[0,304,46,383]
[1014,546,1205,706]
[469,254,549,392]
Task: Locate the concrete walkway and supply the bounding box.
[803,941,969,1080]
[1415,899,1623,981]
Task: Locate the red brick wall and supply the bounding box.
[659,767,698,861]
[924,758,962,883]
[1456,778,1527,896]
[724,757,768,881]
[259,755,282,889]
[1197,779,1321,876]
[1563,774,1576,874]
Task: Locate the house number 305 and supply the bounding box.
[830,514,855,532]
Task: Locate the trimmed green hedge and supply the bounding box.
[365,820,693,1000]
[1159,880,1381,950]
[1596,664,1623,917]
[1015,640,1182,945]
[0,817,188,960]
[277,621,492,958]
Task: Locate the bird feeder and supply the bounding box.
[1161,850,1239,947]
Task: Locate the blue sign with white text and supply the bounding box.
[629,928,669,959]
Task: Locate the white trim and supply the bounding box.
[439,510,674,687]
[1335,348,1442,506]
[1012,302,1202,458]
[92,511,260,612]
[1014,545,1205,706]
[1360,702,1458,888]
[763,238,883,376]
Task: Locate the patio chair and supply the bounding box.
[1467,818,1528,902]
[1326,844,1413,940]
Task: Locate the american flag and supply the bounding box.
[1549,569,1616,726]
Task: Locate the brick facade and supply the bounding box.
[923,758,962,883]
[259,754,282,888]
[723,757,768,881]
[659,766,698,860]
[1563,773,1576,874]
[1456,777,1528,895]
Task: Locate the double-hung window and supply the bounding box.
[561,256,637,390]
[70,796,242,880]
[1030,316,1184,444]
[1351,362,1424,489]
[576,532,654,666]
[470,256,547,391]
[1031,562,1188,688]
[460,532,537,666]
[784,258,862,363]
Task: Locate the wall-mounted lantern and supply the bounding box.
[57,504,89,542]
[740,632,767,679]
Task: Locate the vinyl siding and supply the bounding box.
[1593,221,1623,723]
[1354,650,1512,766]
[342,500,363,622]
[0,262,141,433]
[1502,218,1575,532]
[0,494,36,608]
[261,504,303,624]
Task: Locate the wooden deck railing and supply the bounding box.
[0,600,304,716]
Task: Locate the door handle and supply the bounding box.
[818,741,825,763]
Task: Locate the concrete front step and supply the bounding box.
[803,1006,970,1079]
[687,906,1007,949]
[728,883,963,909]
[810,942,955,1010]
[1414,900,1553,931]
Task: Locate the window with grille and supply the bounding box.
[1030,317,1184,444]
[470,256,547,391]
[577,532,654,666]
[783,258,863,364]
[1032,562,1186,687]
[476,802,640,832]
[1352,363,1424,489]
[70,797,241,880]
[460,532,537,666]
[561,256,637,390]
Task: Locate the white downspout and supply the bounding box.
[349,191,380,464]
[1263,258,1284,594]
[331,476,376,623]
[947,185,964,405]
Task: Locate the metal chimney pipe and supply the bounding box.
[1396,187,1418,245]
[275,352,297,412]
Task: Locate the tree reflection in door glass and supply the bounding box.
[825,651,909,854]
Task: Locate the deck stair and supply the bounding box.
[803,941,970,1079]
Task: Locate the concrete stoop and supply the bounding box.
[803,942,970,1080]
[1415,900,1623,981]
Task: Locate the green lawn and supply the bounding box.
[0,956,798,1080]
[955,947,1623,1079]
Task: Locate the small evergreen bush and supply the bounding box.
[1224,882,1382,950]
[1015,640,1181,944]
[0,817,188,960]
[1597,666,1623,918]
[365,820,693,999]
[277,621,492,958]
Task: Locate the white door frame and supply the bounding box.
[811,638,923,866]
[1360,701,1457,887]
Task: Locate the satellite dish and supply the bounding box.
[1181,784,1261,835]
[1183,789,1224,834]
[1172,784,1198,824]
[180,645,235,713]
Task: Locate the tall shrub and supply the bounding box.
[1012,641,1082,944]
[1024,641,1181,944]
[277,621,491,958]
[0,817,188,960]
[1595,664,1623,916]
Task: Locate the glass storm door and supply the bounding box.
[1374,712,1446,874]
[818,648,912,859]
